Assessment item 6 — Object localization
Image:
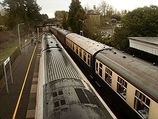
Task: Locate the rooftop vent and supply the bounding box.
[46,44,49,47]
[56,44,59,47]
[123,56,126,58]
[58,48,62,51]
[46,49,51,52]
[113,51,116,54]
[153,62,156,66]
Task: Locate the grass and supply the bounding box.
[0,30,34,64]
[0,30,19,64]
[0,43,18,64]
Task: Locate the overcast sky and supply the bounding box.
[36,0,158,18]
[0,0,157,18]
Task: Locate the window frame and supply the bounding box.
[117,76,127,100]
[105,67,112,86]
[134,90,150,119]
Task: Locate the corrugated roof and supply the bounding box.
[42,33,115,119]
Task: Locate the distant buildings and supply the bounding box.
[86,9,100,26]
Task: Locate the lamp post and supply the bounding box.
[79,19,87,36]
[18,23,24,50]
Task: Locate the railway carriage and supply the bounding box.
[35,32,117,119]
[66,33,110,75]
[49,27,158,119]
[95,48,158,119]
[50,26,70,46]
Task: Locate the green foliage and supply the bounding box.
[68,0,86,33]
[25,1,42,27]
[111,5,158,51]
[111,14,121,21]
[1,0,42,29]
[62,12,69,30]
[123,5,158,37]
[111,27,130,50]
[41,14,49,20]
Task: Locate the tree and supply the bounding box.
[62,11,69,30]
[110,5,158,51]
[123,5,158,37]
[41,14,49,20]
[25,0,42,27]
[1,0,41,29]
[98,0,114,17]
[111,14,121,22]
[68,0,86,33]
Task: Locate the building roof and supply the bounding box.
[128,37,158,46]
[128,37,158,56]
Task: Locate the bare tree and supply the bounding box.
[98,0,107,17]
[98,0,114,17]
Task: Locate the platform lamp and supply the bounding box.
[18,23,24,51]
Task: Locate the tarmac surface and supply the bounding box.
[0,42,41,119]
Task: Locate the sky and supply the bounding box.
[0,0,158,18]
[36,0,158,18]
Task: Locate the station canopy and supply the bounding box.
[128,37,158,56]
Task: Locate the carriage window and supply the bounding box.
[77,47,80,56]
[105,67,112,86]
[83,51,86,62]
[88,54,91,66]
[70,41,72,49]
[134,90,150,119]
[72,44,74,50]
[67,39,71,48]
[79,48,82,57]
[99,63,102,77]
[68,40,70,48]
[95,62,98,72]
[76,46,78,54]
[117,77,127,99]
[68,40,70,47]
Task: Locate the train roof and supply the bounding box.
[96,48,158,103]
[41,33,115,119]
[52,26,70,35]
[66,33,110,55]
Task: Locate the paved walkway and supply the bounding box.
[0,42,41,119]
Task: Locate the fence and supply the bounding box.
[0,47,21,81]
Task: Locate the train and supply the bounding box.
[35,32,117,119]
[50,26,158,119]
